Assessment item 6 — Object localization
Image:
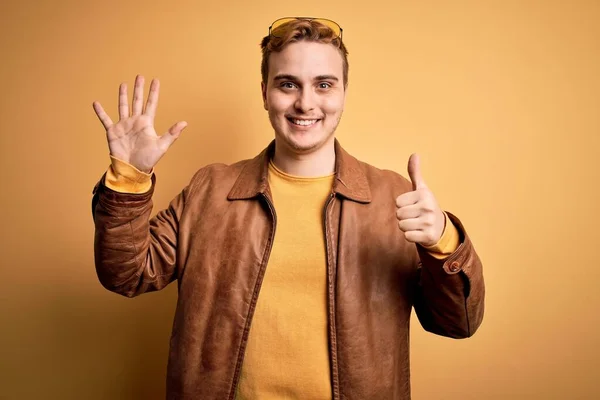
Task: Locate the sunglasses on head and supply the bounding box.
[268,17,343,41]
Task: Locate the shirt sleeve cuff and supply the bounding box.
[104,156,153,194]
[422,212,460,260]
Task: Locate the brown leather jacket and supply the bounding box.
[92,140,485,399]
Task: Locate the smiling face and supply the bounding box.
[262,41,347,155]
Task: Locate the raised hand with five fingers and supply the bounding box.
[92,75,187,173]
[395,153,446,247]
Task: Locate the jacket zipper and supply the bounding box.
[324,192,340,400]
[228,194,277,399]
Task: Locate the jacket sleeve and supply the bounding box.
[412,212,485,338]
[91,172,192,298]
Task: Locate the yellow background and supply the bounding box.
[1,0,598,398]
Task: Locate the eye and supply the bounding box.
[280,82,297,89]
[318,82,332,89]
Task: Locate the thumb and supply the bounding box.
[407,153,427,190]
[159,121,187,149]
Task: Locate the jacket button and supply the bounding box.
[449,261,460,272]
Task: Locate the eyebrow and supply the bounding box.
[273,74,339,82]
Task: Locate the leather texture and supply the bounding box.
[92,140,485,399]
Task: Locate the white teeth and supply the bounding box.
[292,119,318,126]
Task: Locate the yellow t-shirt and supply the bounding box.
[235,161,335,399]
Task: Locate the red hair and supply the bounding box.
[260,19,349,88]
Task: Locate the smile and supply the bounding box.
[287,117,321,127]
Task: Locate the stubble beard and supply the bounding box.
[275,112,343,154]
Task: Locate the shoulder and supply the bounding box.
[185,158,253,194]
[355,158,413,196]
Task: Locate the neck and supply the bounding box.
[272,138,336,177]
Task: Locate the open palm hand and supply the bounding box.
[93,75,187,173]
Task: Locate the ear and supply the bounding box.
[341,83,348,111]
[261,81,268,110]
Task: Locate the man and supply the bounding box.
[92,17,484,400]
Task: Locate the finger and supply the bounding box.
[118,82,129,120]
[397,218,422,233]
[403,230,427,244]
[132,75,145,116]
[408,153,427,190]
[396,204,421,221]
[92,101,113,130]
[159,121,188,149]
[144,78,160,118]
[395,191,420,208]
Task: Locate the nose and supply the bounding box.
[294,89,316,113]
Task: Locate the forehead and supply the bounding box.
[268,41,344,80]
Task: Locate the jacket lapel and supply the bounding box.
[227,139,372,204]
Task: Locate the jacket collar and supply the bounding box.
[227,139,371,203]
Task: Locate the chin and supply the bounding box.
[282,131,331,153]
[271,115,338,154]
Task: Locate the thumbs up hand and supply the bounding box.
[395,153,446,247]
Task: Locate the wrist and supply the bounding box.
[104,155,153,193]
